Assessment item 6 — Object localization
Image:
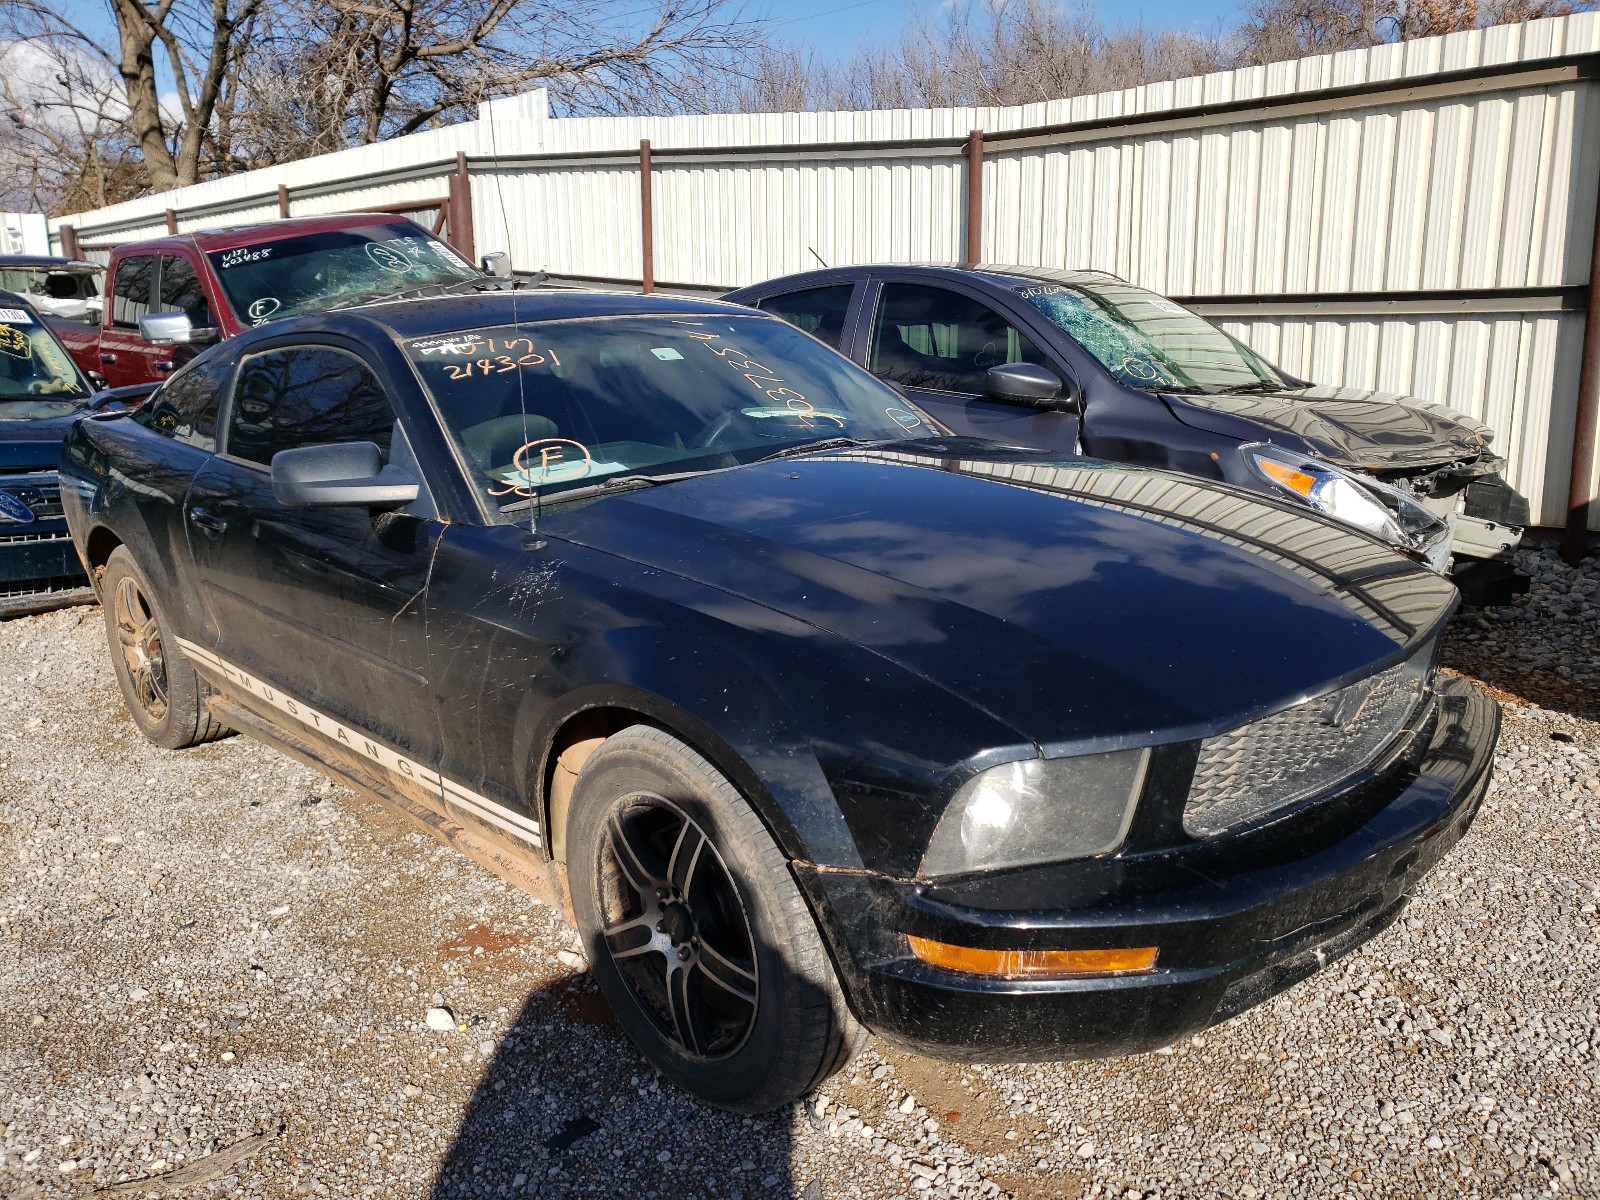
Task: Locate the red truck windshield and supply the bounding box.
[206,223,480,326]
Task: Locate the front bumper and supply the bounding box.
[0,525,93,617]
[799,676,1498,1061]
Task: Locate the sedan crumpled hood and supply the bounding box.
[1163,384,1491,472]
[549,441,1456,749]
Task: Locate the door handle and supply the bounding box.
[98,352,116,363]
[188,507,228,535]
[154,360,174,372]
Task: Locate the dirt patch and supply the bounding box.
[438,921,531,961]
[878,1052,1052,1147]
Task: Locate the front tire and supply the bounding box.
[101,546,228,750]
[567,726,864,1113]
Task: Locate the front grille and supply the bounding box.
[1184,646,1434,837]
[0,530,71,545]
[0,574,87,600]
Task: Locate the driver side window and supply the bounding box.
[869,283,1046,395]
[226,345,393,468]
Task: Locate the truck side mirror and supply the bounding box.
[985,363,1082,414]
[480,251,513,279]
[271,442,420,508]
[139,310,220,346]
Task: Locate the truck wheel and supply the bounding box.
[567,725,864,1113]
[101,547,228,750]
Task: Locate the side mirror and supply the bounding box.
[480,251,513,279]
[985,363,1081,413]
[271,442,420,508]
[139,310,220,346]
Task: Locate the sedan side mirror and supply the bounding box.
[139,310,220,346]
[271,441,420,508]
[480,251,513,279]
[986,363,1081,413]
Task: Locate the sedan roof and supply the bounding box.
[342,288,754,341]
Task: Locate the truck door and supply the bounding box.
[151,254,217,378]
[98,255,161,387]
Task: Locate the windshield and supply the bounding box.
[0,304,92,414]
[206,222,480,326]
[406,312,936,516]
[1017,279,1287,394]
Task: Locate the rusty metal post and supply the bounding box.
[164,208,177,234]
[59,224,78,259]
[640,140,655,294]
[452,151,476,264]
[965,130,984,269]
[1564,183,1600,563]
[277,184,290,218]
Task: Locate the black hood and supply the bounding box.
[550,442,1456,749]
[1163,384,1491,472]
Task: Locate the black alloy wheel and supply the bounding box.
[567,725,864,1113]
[597,798,760,1060]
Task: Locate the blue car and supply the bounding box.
[726,266,1526,581]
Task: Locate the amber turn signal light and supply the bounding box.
[906,936,1158,978]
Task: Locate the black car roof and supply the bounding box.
[0,290,42,311]
[340,288,754,341]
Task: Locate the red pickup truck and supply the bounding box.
[52,214,491,388]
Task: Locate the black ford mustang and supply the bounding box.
[58,290,1499,1113]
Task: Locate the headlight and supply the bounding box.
[1243,443,1446,551]
[921,749,1149,877]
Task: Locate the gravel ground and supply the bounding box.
[0,541,1596,1200]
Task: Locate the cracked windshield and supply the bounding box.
[1017,278,1288,394]
[406,313,933,515]
[206,222,480,325]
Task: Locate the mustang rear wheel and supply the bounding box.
[567,725,864,1113]
[101,547,229,750]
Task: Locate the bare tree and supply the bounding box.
[1237,0,1587,61]
[0,39,145,213]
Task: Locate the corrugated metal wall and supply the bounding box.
[48,13,1600,528]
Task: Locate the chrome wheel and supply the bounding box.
[113,574,168,723]
[596,797,760,1060]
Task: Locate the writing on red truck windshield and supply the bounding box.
[205,224,477,327]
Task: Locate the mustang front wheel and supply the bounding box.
[567,725,863,1112]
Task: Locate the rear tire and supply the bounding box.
[567,725,865,1113]
[101,546,228,750]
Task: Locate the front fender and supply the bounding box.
[524,623,865,869]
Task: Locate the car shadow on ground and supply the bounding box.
[426,973,814,1200]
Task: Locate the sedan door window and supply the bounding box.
[870,283,1048,395]
[226,345,393,467]
[756,285,853,349]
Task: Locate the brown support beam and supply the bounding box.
[640,139,655,294]
[452,151,475,264]
[59,224,78,259]
[277,184,290,218]
[164,208,177,234]
[965,130,984,268]
[1563,184,1600,563]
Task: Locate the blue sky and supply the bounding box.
[759,0,1245,56]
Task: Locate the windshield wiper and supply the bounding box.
[754,436,885,463]
[497,469,707,514]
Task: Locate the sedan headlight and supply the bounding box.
[1243,444,1446,552]
[921,749,1150,877]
